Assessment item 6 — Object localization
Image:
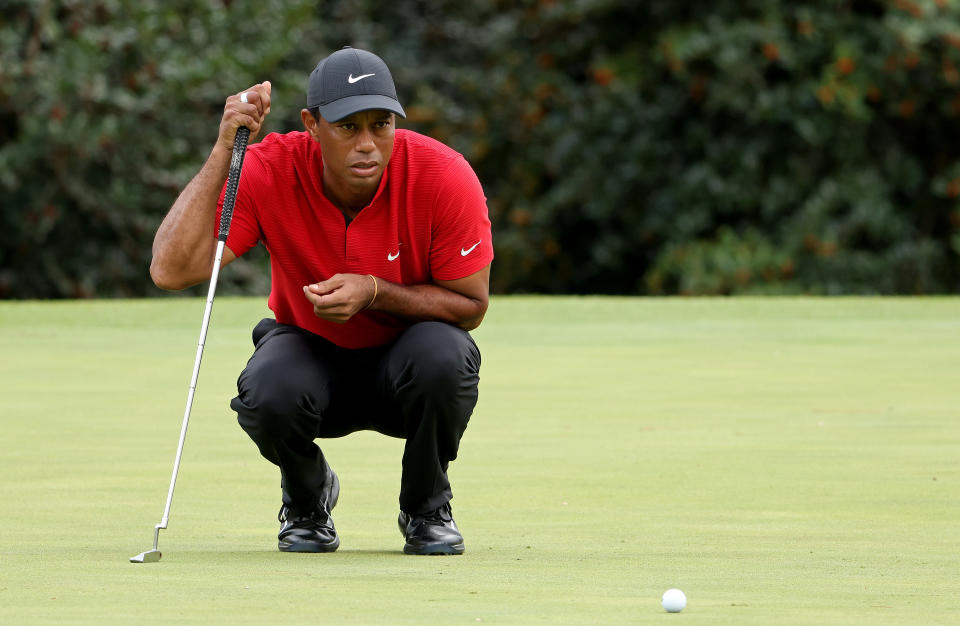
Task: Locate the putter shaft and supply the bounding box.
[131,128,248,564]
[130,243,226,563]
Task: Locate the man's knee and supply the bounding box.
[391,322,480,393]
[233,355,324,439]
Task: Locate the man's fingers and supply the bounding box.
[304,283,341,306]
[261,81,272,116]
[247,82,272,116]
[306,281,335,296]
[217,83,272,151]
[302,287,350,324]
[235,90,265,118]
[228,84,271,132]
[303,279,361,324]
[303,284,327,303]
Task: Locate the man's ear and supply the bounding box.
[301,109,320,138]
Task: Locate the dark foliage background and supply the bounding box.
[2,0,960,297]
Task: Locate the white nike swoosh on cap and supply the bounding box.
[348,73,375,84]
[460,241,481,256]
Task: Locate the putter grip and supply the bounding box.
[218,126,250,242]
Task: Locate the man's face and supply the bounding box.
[305,109,395,206]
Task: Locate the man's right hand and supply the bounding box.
[217,81,272,153]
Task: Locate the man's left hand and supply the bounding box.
[303,273,376,323]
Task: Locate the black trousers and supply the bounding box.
[230,319,480,515]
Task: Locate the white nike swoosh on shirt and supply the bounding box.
[348,73,375,84]
[387,251,400,261]
[460,241,481,256]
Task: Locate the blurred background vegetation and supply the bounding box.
[2,0,960,298]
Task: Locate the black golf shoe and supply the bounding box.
[398,502,465,555]
[278,462,340,553]
[278,504,339,552]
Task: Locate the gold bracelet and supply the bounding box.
[366,274,378,309]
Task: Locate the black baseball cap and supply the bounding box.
[307,47,406,122]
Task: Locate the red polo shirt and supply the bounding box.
[216,129,493,349]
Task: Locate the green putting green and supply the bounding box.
[1,296,957,624]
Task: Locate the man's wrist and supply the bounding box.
[365,274,378,309]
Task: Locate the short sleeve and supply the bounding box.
[429,156,494,281]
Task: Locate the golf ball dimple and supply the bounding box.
[662,588,686,613]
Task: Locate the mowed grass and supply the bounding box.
[1,296,958,625]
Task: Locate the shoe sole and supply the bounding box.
[279,537,340,553]
[403,542,465,556]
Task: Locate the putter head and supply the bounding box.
[130,549,162,563]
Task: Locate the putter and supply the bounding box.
[131,126,250,564]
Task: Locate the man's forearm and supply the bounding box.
[150,145,232,290]
[370,279,488,331]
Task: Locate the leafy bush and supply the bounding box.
[450,0,960,294]
[0,0,313,297]
[635,1,960,294]
[2,0,959,297]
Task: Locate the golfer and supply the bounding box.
[150,47,492,555]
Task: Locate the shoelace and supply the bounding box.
[278,506,332,529]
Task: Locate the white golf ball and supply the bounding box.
[662,588,687,613]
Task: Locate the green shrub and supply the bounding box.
[2,1,958,297]
[0,0,313,297]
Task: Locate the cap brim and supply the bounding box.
[316,95,406,122]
